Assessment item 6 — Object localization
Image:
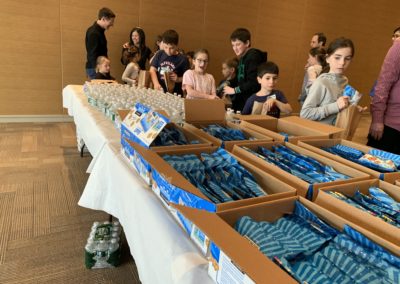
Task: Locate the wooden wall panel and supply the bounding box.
[1,0,400,115]
[0,0,61,115]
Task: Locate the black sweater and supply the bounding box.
[232,48,268,112]
[85,22,107,69]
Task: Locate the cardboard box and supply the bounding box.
[129,141,296,212]
[184,98,272,151]
[231,114,277,129]
[173,196,399,284]
[239,118,329,143]
[298,138,400,184]
[231,141,370,199]
[281,116,345,139]
[314,179,400,247]
[118,108,212,185]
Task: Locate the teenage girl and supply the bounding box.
[300,37,354,125]
[182,49,218,99]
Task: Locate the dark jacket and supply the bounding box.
[85,22,107,69]
[232,48,267,112]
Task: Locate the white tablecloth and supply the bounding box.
[62,85,212,284]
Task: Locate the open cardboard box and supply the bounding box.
[314,179,400,247]
[118,109,212,185]
[231,113,277,128]
[184,99,272,151]
[298,138,400,184]
[173,196,399,284]
[239,118,329,143]
[231,141,370,199]
[128,141,296,212]
[281,116,345,138]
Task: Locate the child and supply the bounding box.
[216,57,238,100]
[298,47,327,104]
[242,62,292,118]
[222,28,267,112]
[149,29,190,94]
[94,56,115,80]
[182,49,217,99]
[300,37,354,125]
[121,45,140,86]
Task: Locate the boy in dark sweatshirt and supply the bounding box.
[223,28,267,112]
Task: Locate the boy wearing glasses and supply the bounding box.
[150,29,189,94]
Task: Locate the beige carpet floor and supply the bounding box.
[0,122,140,284]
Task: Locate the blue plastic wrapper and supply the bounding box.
[202,124,247,141]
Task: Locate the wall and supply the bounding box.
[0,0,399,115]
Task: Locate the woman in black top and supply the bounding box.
[121,27,152,70]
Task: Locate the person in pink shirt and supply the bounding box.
[368,27,400,154]
[182,49,218,99]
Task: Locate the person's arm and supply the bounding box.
[241,96,255,115]
[122,63,138,85]
[121,47,130,65]
[211,76,217,97]
[370,41,400,140]
[149,66,162,90]
[300,81,342,121]
[273,100,293,114]
[86,32,100,68]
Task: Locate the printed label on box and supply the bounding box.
[216,251,255,284]
[190,225,209,255]
[122,103,169,148]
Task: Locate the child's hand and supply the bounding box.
[169,72,178,82]
[263,99,276,112]
[153,83,163,91]
[337,96,349,110]
[223,86,235,95]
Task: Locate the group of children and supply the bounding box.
[93,28,359,124]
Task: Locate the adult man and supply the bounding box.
[310,32,327,48]
[299,32,327,105]
[85,7,115,79]
[223,28,267,112]
[368,29,400,154]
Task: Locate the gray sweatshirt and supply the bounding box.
[300,73,348,125]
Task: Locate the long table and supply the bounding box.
[62,85,212,284]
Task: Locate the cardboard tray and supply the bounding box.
[231,141,370,199]
[173,196,399,284]
[129,141,297,212]
[314,179,400,247]
[281,116,345,138]
[239,119,330,143]
[298,138,400,184]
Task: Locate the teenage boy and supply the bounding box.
[150,29,189,94]
[242,62,292,118]
[223,28,267,112]
[85,7,116,79]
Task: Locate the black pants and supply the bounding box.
[367,124,400,154]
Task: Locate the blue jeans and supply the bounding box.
[86,68,96,79]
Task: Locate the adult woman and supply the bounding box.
[121,27,152,70]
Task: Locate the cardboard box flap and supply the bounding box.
[128,140,211,201]
[184,99,226,123]
[281,116,345,137]
[117,109,131,121]
[122,103,170,147]
[172,204,296,283]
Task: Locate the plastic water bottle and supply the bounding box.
[85,239,96,269]
[225,108,234,122]
[93,240,110,268]
[107,238,121,267]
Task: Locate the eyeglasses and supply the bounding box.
[196,59,209,64]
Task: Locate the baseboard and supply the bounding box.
[0,115,73,123]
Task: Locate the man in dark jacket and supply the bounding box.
[223,28,267,112]
[85,7,116,79]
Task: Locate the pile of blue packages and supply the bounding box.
[327,187,400,228]
[162,148,266,204]
[241,145,350,184]
[323,144,400,173]
[202,124,247,141]
[152,127,199,146]
[235,201,400,283]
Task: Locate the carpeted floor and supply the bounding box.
[0,122,140,284]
